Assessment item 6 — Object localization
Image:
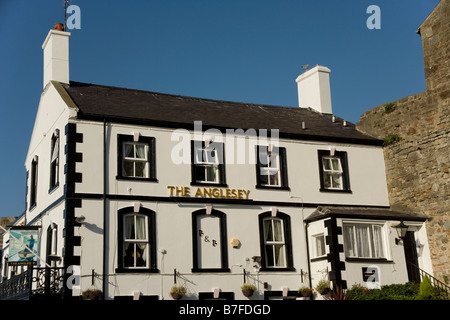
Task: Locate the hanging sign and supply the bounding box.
[8,227,40,266]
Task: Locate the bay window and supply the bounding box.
[343,223,386,259]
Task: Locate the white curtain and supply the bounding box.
[51,137,59,162]
[124,143,133,158]
[356,225,371,257]
[135,144,146,159]
[135,215,146,240]
[124,215,134,239]
[372,225,384,258]
[343,225,355,257]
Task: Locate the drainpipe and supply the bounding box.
[304,220,313,299]
[102,118,107,299]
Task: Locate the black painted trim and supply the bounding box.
[29,156,38,209]
[264,290,301,300]
[117,134,157,181]
[191,140,226,186]
[191,209,229,272]
[63,123,84,300]
[199,292,234,300]
[324,218,347,290]
[116,206,158,273]
[255,145,289,189]
[258,211,295,271]
[317,150,351,193]
[76,113,384,146]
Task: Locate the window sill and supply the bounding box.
[310,256,328,262]
[48,183,59,194]
[29,203,37,212]
[191,268,231,273]
[115,268,159,273]
[319,188,352,193]
[116,176,158,183]
[345,257,393,263]
[255,185,290,191]
[259,267,296,272]
[190,182,228,188]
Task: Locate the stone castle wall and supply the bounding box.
[356,0,449,282]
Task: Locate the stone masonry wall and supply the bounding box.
[356,0,449,283]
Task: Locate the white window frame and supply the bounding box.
[343,221,387,259]
[123,213,150,269]
[322,156,343,190]
[122,142,150,178]
[312,233,326,258]
[263,217,287,268]
[259,148,281,187]
[194,145,220,184]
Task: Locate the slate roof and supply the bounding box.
[61,81,381,145]
[305,206,428,222]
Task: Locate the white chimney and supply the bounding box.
[295,65,332,114]
[42,24,70,88]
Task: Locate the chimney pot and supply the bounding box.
[54,23,64,31]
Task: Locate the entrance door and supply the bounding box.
[403,231,420,283]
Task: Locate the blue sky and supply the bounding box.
[0,0,440,217]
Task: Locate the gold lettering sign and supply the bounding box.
[167,186,250,200]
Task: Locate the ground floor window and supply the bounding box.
[343,222,385,259]
[258,211,294,271]
[117,207,157,272]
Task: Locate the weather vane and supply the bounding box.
[63,0,71,31]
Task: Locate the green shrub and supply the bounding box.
[347,282,419,300]
[384,103,396,114]
[416,275,435,300]
[383,133,400,146]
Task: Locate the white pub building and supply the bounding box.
[0,25,433,300]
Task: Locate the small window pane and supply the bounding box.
[323,158,331,170]
[274,244,285,267]
[273,220,283,242]
[315,235,325,257]
[331,158,341,170]
[124,143,134,158]
[134,162,147,178]
[135,144,146,159]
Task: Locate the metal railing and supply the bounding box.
[0,269,32,300]
[408,261,450,299]
[0,267,65,300]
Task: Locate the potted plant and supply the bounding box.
[298,286,313,298]
[241,283,257,297]
[170,284,187,300]
[81,288,103,300]
[316,279,331,296]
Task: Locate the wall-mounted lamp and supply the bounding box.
[75,215,86,224]
[252,256,262,263]
[394,220,408,245]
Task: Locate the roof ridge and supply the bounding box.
[67,81,313,114]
